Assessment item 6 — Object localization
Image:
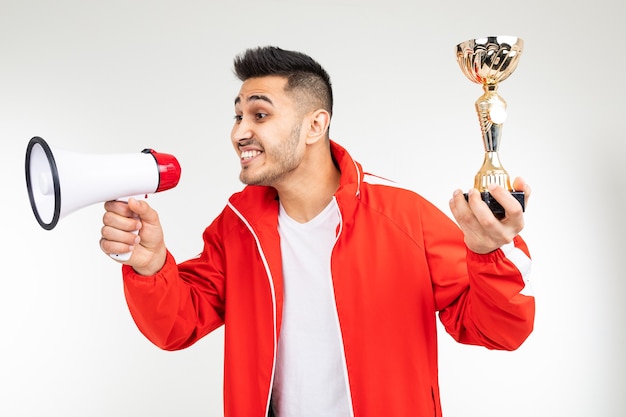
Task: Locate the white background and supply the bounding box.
[1,0,624,416]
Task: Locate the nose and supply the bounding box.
[231,118,253,145]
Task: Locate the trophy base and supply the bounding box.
[464,191,525,219]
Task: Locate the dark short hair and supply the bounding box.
[233,46,333,117]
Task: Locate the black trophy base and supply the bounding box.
[464,191,525,219]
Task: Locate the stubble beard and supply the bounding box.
[239,124,302,186]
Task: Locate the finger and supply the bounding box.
[512,177,531,207]
[100,215,141,260]
[100,234,138,259]
[512,176,526,192]
[101,222,141,245]
[450,189,487,235]
[466,188,501,226]
[488,184,524,221]
[451,189,501,253]
[103,200,135,217]
[449,189,471,221]
[102,209,142,232]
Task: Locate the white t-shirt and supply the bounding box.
[271,198,352,417]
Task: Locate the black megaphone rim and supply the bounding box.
[25,136,61,230]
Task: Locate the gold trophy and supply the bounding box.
[456,36,525,218]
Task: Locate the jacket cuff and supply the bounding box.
[122,250,177,283]
[466,235,527,263]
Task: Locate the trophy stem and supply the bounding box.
[473,83,514,193]
[476,84,506,153]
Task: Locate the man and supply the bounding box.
[100,46,534,417]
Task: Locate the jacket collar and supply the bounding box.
[329,140,362,199]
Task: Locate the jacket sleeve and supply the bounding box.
[435,234,535,350]
[122,221,227,351]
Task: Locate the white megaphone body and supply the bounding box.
[25,136,182,260]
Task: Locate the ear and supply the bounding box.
[304,109,331,145]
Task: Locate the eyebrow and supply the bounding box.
[234,94,274,106]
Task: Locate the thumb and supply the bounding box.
[127,198,159,225]
[123,197,166,273]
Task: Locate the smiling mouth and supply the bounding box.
[241,150,262,161]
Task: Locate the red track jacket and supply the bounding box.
[122,141,535,417]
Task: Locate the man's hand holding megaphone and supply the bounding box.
[25,137,182,264]
[101,198,168,275]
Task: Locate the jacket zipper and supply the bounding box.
[227,202,278,417]
[330,197,356,417]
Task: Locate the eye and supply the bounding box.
[255,113,268,120]
[233,115,243,123]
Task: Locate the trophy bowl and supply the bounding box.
[456,36,523,86]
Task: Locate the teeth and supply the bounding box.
[241,150,261,160]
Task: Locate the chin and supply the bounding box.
[240,173,263,186]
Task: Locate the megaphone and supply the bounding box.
[25,136,182,259]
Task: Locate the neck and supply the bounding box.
[275,144,340,223]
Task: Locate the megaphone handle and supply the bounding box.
[109,195,146,261]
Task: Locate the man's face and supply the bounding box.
[231,75,306,187]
